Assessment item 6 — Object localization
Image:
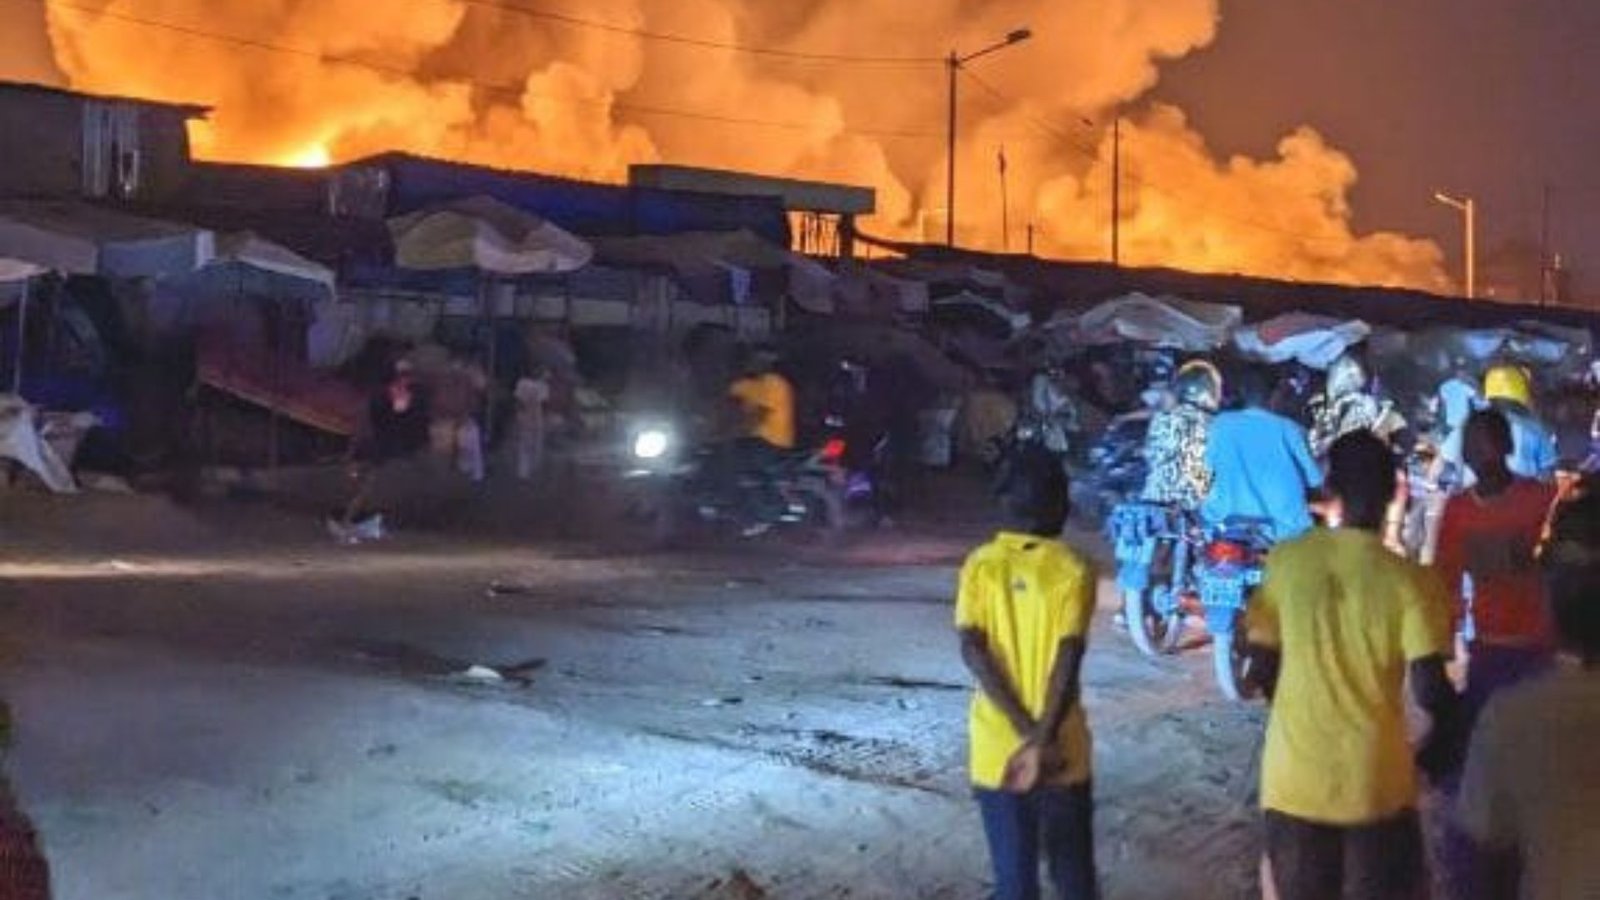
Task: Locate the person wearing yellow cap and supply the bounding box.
[1441,364,1558,485]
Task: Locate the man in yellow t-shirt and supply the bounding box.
[956,449,1097,900]
[1245,431,1460,900]
[728,352,796,450]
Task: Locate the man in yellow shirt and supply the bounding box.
[728,350,796,450]
[956,448,1097,900]
[1245,431,1461,900]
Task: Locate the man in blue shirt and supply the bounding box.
[1204,368,1324,541]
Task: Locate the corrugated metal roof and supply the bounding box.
[0,79,209,116]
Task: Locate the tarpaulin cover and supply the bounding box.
[1396,322,1594,376]
[1069,293,1242,351]
[369,153,791,246]
[197,330,364,436]
[389,196,593,275]
[1233,312,1372,368]
[213,232,335,289]
[0,200,213,278]
[593,230,833,310]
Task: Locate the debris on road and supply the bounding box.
[705,868,767,900]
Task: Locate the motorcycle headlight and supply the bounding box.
[632,428,671,461]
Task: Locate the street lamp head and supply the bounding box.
[1006,28,1033,44]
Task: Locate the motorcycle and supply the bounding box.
[1072,411,1151,527]
[1108,500,1199,657]
[1193,516,1276,700]
[621,420,846,544]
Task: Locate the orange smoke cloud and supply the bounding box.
[17,0,1447,290]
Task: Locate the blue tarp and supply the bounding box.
[365,154,791,247]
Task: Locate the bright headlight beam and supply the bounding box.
[633,429,671,460]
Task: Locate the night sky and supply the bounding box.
[5,0,1597,301]
[1154,0,1600,301]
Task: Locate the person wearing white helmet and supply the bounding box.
[1308,352,1406,460]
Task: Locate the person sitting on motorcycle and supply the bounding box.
[1439,363,1558,485]
[1139,360,1221,511]
[721,348,798,531]
[1202,367,1324,542]
[729,347,796,451]
[1308,352,1407,459]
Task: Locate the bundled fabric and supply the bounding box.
[1234,312,1371,369]
[389,195,593,275]
[1069,293,1242,351]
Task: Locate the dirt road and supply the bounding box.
[0,492,1263,899]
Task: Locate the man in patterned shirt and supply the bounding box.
[1140,359,1221,511]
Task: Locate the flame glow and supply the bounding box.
[15,0,1448,290]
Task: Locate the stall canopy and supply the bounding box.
[0,200,214,277]
[592,229,834,311]
[388,195,593,275]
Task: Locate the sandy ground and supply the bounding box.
[0,480,1266,900]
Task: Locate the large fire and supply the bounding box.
[14,0,1448,290]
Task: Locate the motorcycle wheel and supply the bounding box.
[1122,587,1184,657]
[1210,624,1258,702]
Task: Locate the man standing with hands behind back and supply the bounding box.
[957,450,1097,900]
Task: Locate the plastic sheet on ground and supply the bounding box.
[1233,312,1372,368]
[1067,293,1242,351]
[0,395,77,493]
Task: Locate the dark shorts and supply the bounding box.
[1265,808,1424,900]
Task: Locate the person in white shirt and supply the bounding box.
[514,368,552,481]
[1457,476,1600,900]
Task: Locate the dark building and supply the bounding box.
[0,81,207,203]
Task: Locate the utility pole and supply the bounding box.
[1539,182,1552,306]
[942,28,1031,248]
[945,51,957,247]
[998,145,1010,252]
[1111,116,1122,266]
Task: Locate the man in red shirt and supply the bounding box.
[1434,409,1560,721]
[1432,408,1559,900]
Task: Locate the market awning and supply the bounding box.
[593,229,835,311]
[0,258,45,283]
[213,231,335,291]
[0,200,214,278]
[388,195,593,275]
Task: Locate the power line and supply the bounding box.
[463,0,942,66]
[14,0,945,140]
[959,67,1371,248]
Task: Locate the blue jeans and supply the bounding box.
[976,783,1098,900]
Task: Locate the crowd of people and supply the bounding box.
[958,353,1597,899]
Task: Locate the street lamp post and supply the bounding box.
[1434,191,1477,299]
[945,27,1032,247]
